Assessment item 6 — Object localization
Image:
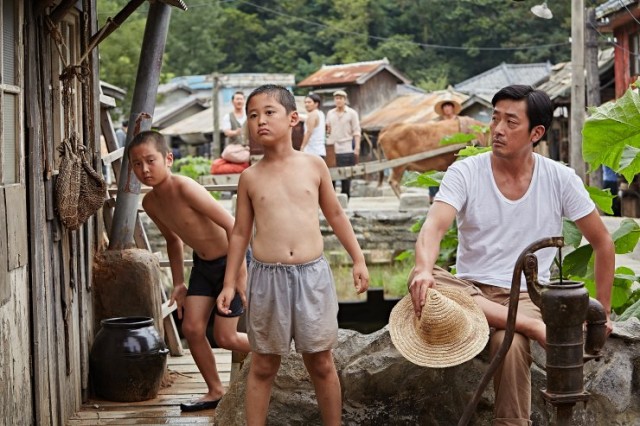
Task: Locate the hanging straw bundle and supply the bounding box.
[54,65,106,230]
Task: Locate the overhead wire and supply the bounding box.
[237,0,570,52]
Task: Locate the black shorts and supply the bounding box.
[187,252,245,318]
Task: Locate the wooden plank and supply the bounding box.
[4,185,28,269]
[328,143,466,180]
[161,300,177,318]
[102,147,124,165]
[0,188,8,305]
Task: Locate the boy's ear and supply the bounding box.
[166,151,174,167]
[289,111,300,128]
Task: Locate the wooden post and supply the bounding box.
[586,7,602,189]
[212,73,221,158]
[570,0,586,182]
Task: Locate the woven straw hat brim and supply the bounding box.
[389,287,489,368]
[434,99,462,117]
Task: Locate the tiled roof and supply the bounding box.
[297,58,410,87]
[536,48,614,101]
[454,62,552,96]
[596,0,637,18]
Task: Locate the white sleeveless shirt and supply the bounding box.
[435,152,595,289]
[303,110,326,157]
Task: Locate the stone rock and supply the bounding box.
[398,193,430,212]
[215,321,640,426]
[336,193,349,209]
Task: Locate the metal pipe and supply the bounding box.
[109,1,173,249]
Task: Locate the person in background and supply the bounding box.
[602,165,621,216]
[222,91,247,147]
[325,90,361,199]
[430,97,462,200]
[300,93,326,158]
[115,120,128,149]
[434,98,461,122]
[409,84,614,425]
[218,85,369,425]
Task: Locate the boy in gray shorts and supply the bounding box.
[217,85,369,426]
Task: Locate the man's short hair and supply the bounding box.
[491,85,553,137]
[333,90,347,98]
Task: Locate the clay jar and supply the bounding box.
[90,316,168,402]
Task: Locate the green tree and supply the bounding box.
[98,0,147,118]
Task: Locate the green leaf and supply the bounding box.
[562,245,593,277]
[582,87,640,179]
[617,297,640,321]
[441,133,477,145]
[456,146,492,159]
[612,218,640,254]
[585,185,614,215]
[406,171,445,188]
[618,145,640,183]
[562,219,583,248]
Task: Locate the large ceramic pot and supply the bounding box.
[90,316,168,402]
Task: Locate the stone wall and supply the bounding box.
[214,319,640,425]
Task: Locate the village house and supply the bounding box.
[296,58,411,118]
[1,2,103,424]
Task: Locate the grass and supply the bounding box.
[331,261,413,302]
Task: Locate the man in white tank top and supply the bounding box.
[408,85,614,425]
[300,93,326,157]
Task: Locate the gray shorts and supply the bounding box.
[247,256,338,355]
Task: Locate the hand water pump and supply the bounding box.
[459,237,607,426]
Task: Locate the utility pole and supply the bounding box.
[585,6,602,189]
[211,73,221,158]
[571,0,586,181]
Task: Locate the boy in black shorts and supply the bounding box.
[128,130,250,412]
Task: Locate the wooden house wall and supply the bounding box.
[0,2,100,425]
[613,22,637,97]
[349,71,399,118]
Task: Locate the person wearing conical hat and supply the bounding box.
[400,85,614,424]
[434,96,462,121]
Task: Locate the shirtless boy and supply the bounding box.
[217,85,369,426]
[128,130,250,412]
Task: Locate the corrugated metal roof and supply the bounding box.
[153,95,209,128]
[455,62,552,96]
[360,90,468,132]
[297,58,410,88]
[596,0,637,18]
[536,48,614,101]
[161,96,307,138]
[159,73,296,94]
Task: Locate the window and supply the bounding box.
[1,0,22,185]
[630,31,640,78]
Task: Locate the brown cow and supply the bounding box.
[379,116,489,197]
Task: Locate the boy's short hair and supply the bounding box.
[128,130,170,158]
[246,85,297,114]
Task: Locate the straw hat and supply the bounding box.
[434,97,462,117]
[389,287,489,368]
